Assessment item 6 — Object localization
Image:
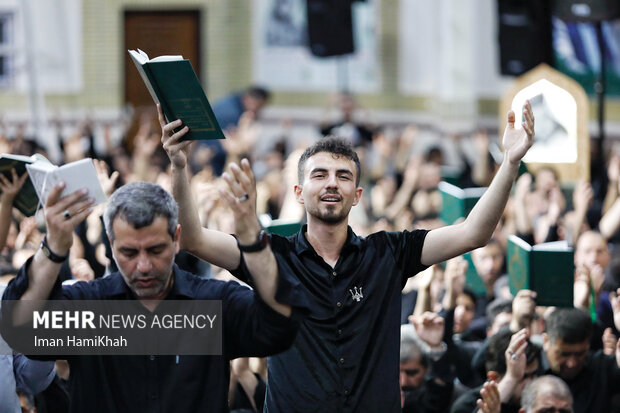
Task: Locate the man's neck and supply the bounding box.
[305,218,349,268]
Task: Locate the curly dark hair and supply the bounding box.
[297,136,361,186]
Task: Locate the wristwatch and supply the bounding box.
[40,236,69,263]
[237,230,269,253]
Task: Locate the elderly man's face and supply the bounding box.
[111,216,180,300]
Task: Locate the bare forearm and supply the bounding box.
[599,198,620,240]
[243,248,291,317]
[464,158,519,245]
[171,165,203,252]
[0,199,12,251]
[13,250,63,325]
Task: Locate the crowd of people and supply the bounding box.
[0,88,619,412]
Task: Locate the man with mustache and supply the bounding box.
[161,102,535,412]
[1,181,301,412]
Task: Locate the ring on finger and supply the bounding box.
[236,193,249,202]
[62,209,71,220]
[511,354,519,361]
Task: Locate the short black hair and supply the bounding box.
[104,182,178,242]
[246,86,271,101]
[486,297,513,323]
[485,328,540,376]
[545,308,592,344]
[297,136,361,186]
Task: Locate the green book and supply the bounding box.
[462,252,486,296]
[0,154,40,216]
[506,235,574,307]
[128,49,225,141]
[259,214,302,237]
[438,181,487,225]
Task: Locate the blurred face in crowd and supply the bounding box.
[454,293,476,334]
[472,243,504,286]
[543,336,589,380]
[399,357,427,391]
[242,94,267,115]
[111,216,180,300]
[526,389,573,413]
[295,152,362,225]
[575,231,610,270]
[535,168,558,195]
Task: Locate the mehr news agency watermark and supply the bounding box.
[0,300,222,356]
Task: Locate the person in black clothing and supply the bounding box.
[400,317,454,413]
[161,102,535,412]
[1,181,301,413]
[451,328,541,413]
[542,307,620,413]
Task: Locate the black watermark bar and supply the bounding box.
[0,300,222,356]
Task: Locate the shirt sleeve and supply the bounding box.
[12,352,55,394]
[383,229,430,287]
[219,281,299,360]
[230,235,310,320]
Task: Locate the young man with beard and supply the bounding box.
[161,102,535,412]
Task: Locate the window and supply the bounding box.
[0,12,14,87]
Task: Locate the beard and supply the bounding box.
[307,203,350,224]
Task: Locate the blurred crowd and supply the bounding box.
[1,89,620,412]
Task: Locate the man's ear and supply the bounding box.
[294,185,304,205]
[173,224,181,253]
[352,187,363,206]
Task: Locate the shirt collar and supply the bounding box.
[294,224,363,255]
[103,265,193,299]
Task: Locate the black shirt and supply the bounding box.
[264,226,428,412]
[1,261,299,413]
[541,350,620,413]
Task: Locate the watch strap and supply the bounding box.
[237,230,269,253]
[40,236,69,263]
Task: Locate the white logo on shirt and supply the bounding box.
[349,286,363,302]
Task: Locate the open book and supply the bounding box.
[507,235,574,307]
[25,157,107,210]
[0,153,46,216]
[438,181,487,225]
[128,49,225,141]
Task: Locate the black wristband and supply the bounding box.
[40,236,69,263]
[237,230,269,253]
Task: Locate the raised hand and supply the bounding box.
[43,183,94,255]
[505,328,528,382]
[158,104,192,169]
[0,168,28,204]
[410,311,445,349]
[502,100,535,165]
[93,159,119,198]
[220,159,262,244]
[476,380,500,413]
[603,328,617,356]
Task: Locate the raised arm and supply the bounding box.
[219,159,291,316]
[12,183,94,324]
[0,169,28,251]
[421,101,534,266]
[159,106,290,316]
[159,105,240,270]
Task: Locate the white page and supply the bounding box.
[27,158,106,207]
